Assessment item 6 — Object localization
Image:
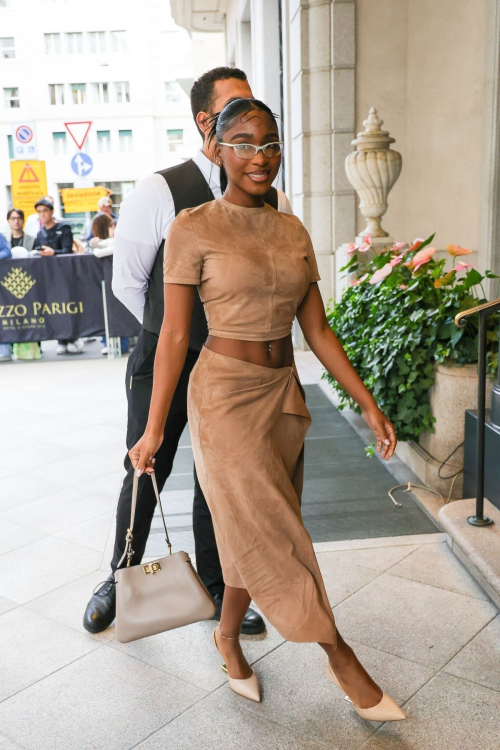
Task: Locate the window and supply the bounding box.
[165,81,184,103]
[115,81,130,103]
[7,134,13,159]
[67,32,83,54]
[44,33,61,55]
[92,82,109,104]
[111,30,127,53]
[0,37,15,59]
[4,87,19,108]
[167,129,184,152]
[49,83,64,105]
[119,129,133,153]
[89,31,106,54]
[53,132,67,155]
[97,130,111,154]
[71,83,86,105]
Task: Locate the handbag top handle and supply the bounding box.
[116,471,172,570]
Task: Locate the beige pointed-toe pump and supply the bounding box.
[212,628,261,703]
[326,663,406,722]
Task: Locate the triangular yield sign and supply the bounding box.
[64,121,92,150]
[19,164,39,183]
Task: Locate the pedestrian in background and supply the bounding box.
[0,210,38,361]
[24,195,60,238]
[4,209,35,251]
[34,198,84,355]
[87,196,117,241]
[90,215,129,355]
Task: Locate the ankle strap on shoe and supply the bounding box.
[217,628,239,640]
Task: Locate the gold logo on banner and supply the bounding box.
[1,268,36,300]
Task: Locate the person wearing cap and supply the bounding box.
[34,198,84,355]
[24,195,61,238]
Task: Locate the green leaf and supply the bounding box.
[463,268,484,290]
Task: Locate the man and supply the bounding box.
[24,195,60,238]
[87,196,117,241]
[83,66,292,636]
[4,209,35,251]
[34,198,84,355]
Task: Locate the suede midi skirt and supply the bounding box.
[188,346,337,645]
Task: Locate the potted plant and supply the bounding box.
[325,234,499,497]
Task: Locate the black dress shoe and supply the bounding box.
[210,593,266,635]
[83,575,116,634]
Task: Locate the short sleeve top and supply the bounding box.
[163,197,320,342]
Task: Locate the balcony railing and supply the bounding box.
[455,297,500,525]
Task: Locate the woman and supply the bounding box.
[130,98,405,721]
[91,215,129,354]
[89,214,115,258]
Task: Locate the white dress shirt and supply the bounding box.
[112,149,293,323]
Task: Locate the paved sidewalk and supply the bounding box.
[0,352,499,749]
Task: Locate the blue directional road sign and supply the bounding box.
[71,152,93,177]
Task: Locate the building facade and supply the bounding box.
[0,0,224,233]
[171,0,500,306]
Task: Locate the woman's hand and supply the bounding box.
[362,406,397,460]
[129,431,163,476]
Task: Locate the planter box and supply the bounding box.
[395,363,492,500]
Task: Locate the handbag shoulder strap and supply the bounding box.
[116,471,172,570]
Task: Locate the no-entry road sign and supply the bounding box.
[12,122,38,159]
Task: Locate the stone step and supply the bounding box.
[439,498,500,609]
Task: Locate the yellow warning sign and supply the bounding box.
[10,160,48,217]
[60,186,112,214]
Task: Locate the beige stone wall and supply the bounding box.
[356,0,488,255]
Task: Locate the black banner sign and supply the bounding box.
[0,255,141,343]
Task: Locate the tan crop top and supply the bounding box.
[163,197,320,342]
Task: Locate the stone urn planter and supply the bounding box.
[395,363,493,499]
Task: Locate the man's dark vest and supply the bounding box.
[142,159,278,351]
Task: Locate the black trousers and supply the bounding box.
[110,330,224,597]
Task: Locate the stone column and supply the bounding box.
[282,0,356,345]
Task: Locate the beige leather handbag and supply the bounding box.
[115,471,216,643]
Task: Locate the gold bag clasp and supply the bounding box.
[143,561,161,575]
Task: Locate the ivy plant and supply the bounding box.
[325,234,500,442]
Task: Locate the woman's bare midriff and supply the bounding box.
[205,334,294,369]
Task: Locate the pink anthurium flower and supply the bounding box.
[390,242,407,253]
[399,284,408,290]
[390,255,404,267]
[456,262,474,271]
[406,238,424,254]
[369,262,392,284]
[358,240,372,253]
[351,272,369,286]
[446,243,473,257]
[406,246,437,271]
[346,243,359,255]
